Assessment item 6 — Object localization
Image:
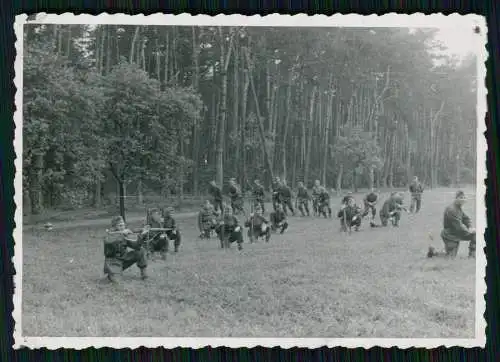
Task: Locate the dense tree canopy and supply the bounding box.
[22,24,478,214]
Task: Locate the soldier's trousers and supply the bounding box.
[150,235,169,253]
[104,249,148,278]
[166,230,181,252]
[297,199,310,216]
[410,195,422,213]
[281,198,295,215]
[253,199,265,214]
[340,215,361,231]
[362,202,377,222]
[270,214,288,234]
[319,202,332,218]
[213,199,224,213]
[231,198,245,215]
[217,229,243,249]
[312,198,320,215]
[441,233,476,258]
[247,224,271,242]
[380,211,400,226]
[200,223,216,239]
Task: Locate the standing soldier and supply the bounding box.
[215,205,244,250]
[278,179,295,216]
[103,216,149,283]
[270,203,289,234]
[252,179,266,214]
[245,205,271,243]
[198,200,218,239]
[318,186,332,218]
[209,180,224,213]
[271,177,282,211]
[311,180,322,216]
[409,176,424,213]
[362,188,379,227]
[228,178,245,215]
[162,207,182,253]
[379,192,407,227]
[296,181,311,217]
[427,190,476,259]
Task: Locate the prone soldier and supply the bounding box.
[103,216,149,283]
[409,176,424,213]
[296,181,311,217]
[270,203,289,234]
[379,192,407,227]
[215,205,244,250]
[245,205,271,243]
[427,190,476,259]
[198,200,219,239]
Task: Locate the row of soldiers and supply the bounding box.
[101,175,474,283]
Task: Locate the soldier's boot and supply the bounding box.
[280,222,288,234]
[265,228,271,242]
[140,268,148,280]
[108,273,119,284]
[427,246,436,258]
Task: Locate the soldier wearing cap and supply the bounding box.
[245,204,271,243]
[215,205,244,250]
[296,181,311,217]
[271,177,282,212]
[228,179,245,215]
[162,207,181,253]
[427,190,476,258]
[103,216,148,283]
[318,186,332,218]
[145,208,169,260]
[409,176,425,213]
[198,200,219,239]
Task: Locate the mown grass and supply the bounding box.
[21,188,477,338]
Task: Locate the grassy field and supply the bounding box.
[21,188,477,338]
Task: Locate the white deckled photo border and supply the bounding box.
[12,12,488,350]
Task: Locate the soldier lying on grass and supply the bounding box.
[427,190,476,259]
[245,205,271,243]
[103,216,149,283]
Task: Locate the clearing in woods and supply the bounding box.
[21,188,477,338]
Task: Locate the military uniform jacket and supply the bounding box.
[409,181,424,198]
[273,210,287,223]
[381,198,403,215]
[278,185,292,201]
[209,185,223,202]
[297,187,310,201]
[319,191,330,204]
[220,215,240,233]
[104,229,142,259]
[246,214,269,228]
[252,185,265,201]
[229,185,242,200]
[441,204,473,242]
[198,208,217,229]
[338,205,362,220]
[312,186,321,199]
[163,216,177,229]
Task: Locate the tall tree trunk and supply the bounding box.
[215,27,235,187]
[304,86,317,186]
[191,26,201,194]
[233,41,241,186]
[30,153,44,214]
[129,26,140,64]
[281,71,293,180]
[336,164,343,195]
[322,85,333,186]
[241,62,250,187]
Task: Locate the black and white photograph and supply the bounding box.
[13,13,487,349]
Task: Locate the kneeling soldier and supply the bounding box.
[379,192,406,227]
[270,204,289,234]
[296,181,311,217]
[215,206,244,250]
[338,197,362,232]
[162,207,181,253]
[198,200,218,239]
[362,189,379,227]
[318,186,332,218]
[103,216,149,283]
[427,190,476,259]
[145,208,170,260]
[245,205,271,243]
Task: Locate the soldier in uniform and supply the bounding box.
[144,208,170,260]
[271,177,282,211]
[311,180,322,216]
[270,203,289,234]
[362,188,379,227]
[198,200,219,239]
[278,180,295,216]
[318,186,332,218]
[379,192,406,227]
[338,197,363,232]
[427,190,476,259]
[162,207,181,253]
[245,204,271,243]
[252,179,266,214]
[409,176,424,213]
[215,205,244,250]
[296,181,311,217]
[208,180,224,213]
[103,216,149,283]
[228,179,245,215]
